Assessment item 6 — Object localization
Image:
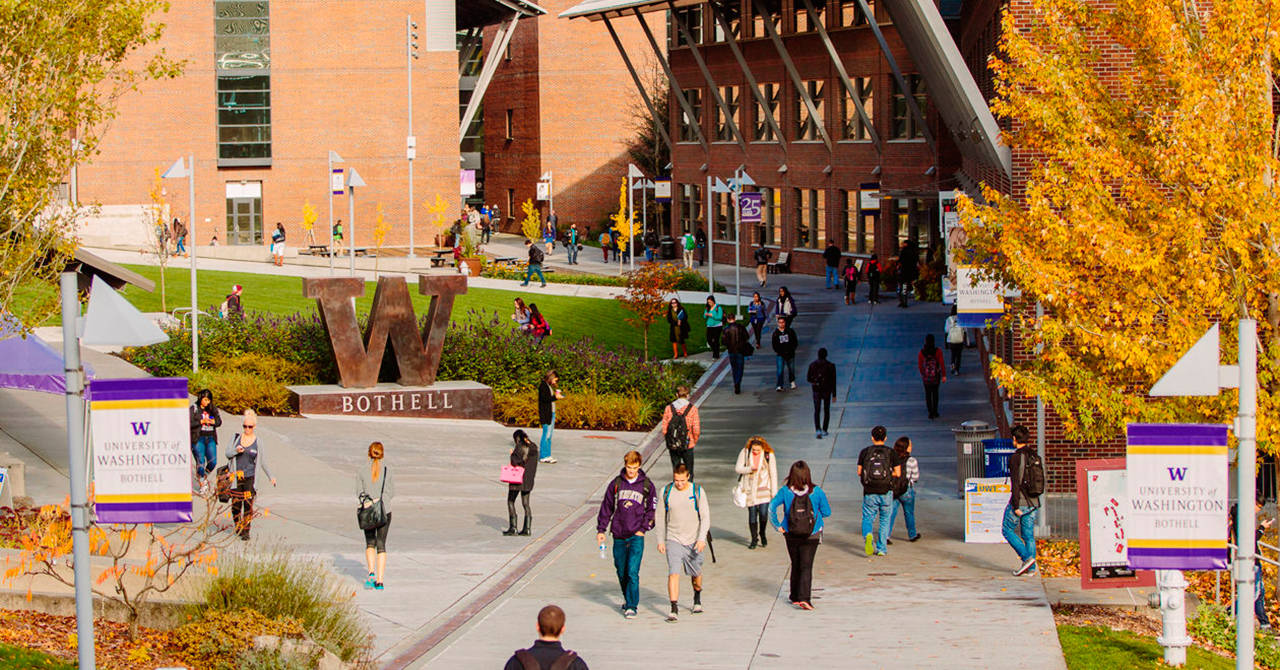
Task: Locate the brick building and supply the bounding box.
[71,0,544,252]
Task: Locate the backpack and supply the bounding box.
[861,446,893,489]
[947,318,965,344]
[1019,450,1046,498]
[921,350,943,384]
[662,482,703,521]
[514,649,578,670]
[683,234,696,251]
[665,403,693,451]
[529,245,545,264]
[787,491,815,536]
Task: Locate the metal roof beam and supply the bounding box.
[668,1,748,152]
[709,1,787,151]
[601,12,674,152]
[801,0,880,151]
[855,0,935,151]
[632,6,709,152]
[751,0,832,150]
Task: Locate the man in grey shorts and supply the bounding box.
[656,464,710,622]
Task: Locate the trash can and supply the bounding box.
[660,236,676,260]
[952,420,998,496]
[982,438,1016,478]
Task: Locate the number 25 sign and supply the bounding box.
[738,192,763,224]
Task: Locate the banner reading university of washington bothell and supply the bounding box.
[89,378,192,524]
[1125,423,1228,570]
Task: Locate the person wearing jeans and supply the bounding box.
[566,224,579,265]
[888,436,921,543]
[189,389,222,493]
[537,371,562,463]
[1004,424,1041,575]
[771,316,798,391]
[858,426,900,556]
[806,348,836,439]
[822,242,841,289]
[722,313,752,394]
[596,451,656,618]
[521,239,546,288]
[769,460,831,610]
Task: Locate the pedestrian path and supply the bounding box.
[416,277,1065,669]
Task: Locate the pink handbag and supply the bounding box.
[500,465,525,484]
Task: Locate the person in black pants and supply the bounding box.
[918,334,947,419]
[224,410,275,541]
[806,348,837,439]
[867,254,882,304]
[504,430,538,536]
[768,461,832,610]
[896,240,918,308]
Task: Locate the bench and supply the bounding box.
[302,244,330,256]
[768,251,791,274]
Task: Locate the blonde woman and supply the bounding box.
[734,436,779,549]
[224,409,275,541]
[356,441,394,590]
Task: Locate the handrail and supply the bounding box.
[1228,541,1280,568]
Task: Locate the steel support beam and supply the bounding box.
[801,0,880,150]
[752,0,832,150]
[602,13,674,153]
[632,7,710,152]
[458,12,520,140]
[458,27,482,76]
[711,2,787,150]
[856,0,935,150]
[668,1,748,151]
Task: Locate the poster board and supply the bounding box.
[965,477,1010,543]
[1075,458,1156,589]
[956,267,1004,328]
[89,378,192,524]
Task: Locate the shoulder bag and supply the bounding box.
[357,467,388,530]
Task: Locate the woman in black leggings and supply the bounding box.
[504,430,539,536]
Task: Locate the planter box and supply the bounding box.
[458,257,482,276]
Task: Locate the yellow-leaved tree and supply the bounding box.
[371,203,390,274]
[423,194,450,245]
[610,177,638,264]
[301,200,318,245]
[958,0,1280,445]
[146,168,170,312]
[520,198,542,241]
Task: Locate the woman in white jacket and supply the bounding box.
[735,436,779,549]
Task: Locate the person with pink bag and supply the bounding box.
[502,430,539,536]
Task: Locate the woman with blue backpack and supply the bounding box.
[769,460,831,610]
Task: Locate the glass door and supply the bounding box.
[225,196,262,245]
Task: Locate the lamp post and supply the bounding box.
[347,167,366,277]
[406,16,419,258]
[627,164,644,273]
[328,151,344,275]
[732,167,755,314]
[161,154,198,372]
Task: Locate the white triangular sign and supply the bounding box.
[81,276,168,347]
[1149,324,1220,397]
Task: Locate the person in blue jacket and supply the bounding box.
[770,460,831,610]
[596,450,657,619]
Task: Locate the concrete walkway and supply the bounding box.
[416,276,1066,668]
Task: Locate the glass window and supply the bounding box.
[753,83,780,142]
[712,3,741,42]
[679,88,702,143]
[679,183,703,234]
[216,74,271,160]
[795,79,825,141]
[838,0,875,26]
[215,1,270,165]
[505,109,513,140]
[891,74,928,139]
[753,186,781,246]
[752,4,779,38]
[843,190,877,253]
[841,76,874,140]
[795,2,824,32]
[715,85,740,142]
[895,197,928,247]
[794,188,825,249]
[671,6,703,47]
[713,190,736,241]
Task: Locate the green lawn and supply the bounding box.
[70,264,711,361]
[1058,625,1233,670]
[0,642,74,670]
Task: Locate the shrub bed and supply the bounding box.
[481,265,724,292]
[493,391,657,431]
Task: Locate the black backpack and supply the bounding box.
[529,245,545,264]
[788,491,815,536]
[1020,451,1046,498]
[861,446,893,488]
[515,649,577,670]
[665,404,692,451]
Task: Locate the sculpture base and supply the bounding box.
[288,381,493,420]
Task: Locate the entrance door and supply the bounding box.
[224,181,262,245]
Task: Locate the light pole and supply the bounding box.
[540,170,555,225]
[161,154,198,372]
[732,167,755,314]
[406,16,418,258]
[627,164,644,273]
[328,150,344,274]
[347,167,366,277]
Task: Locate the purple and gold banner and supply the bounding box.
[89,378,191,524]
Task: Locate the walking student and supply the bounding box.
[722,312,753,394]
[888,436,922,544]
[504,430,538,537]
[656,465,710,622]
[747,291,768,348]
[189,389,222,494]
[806,348,837,439]
[918,334,947,419]
[225,409,276,541]
[777,286,797,327]
[537,371,563,464]
[172,217,187,257]
[896,240,918,308]
[771,315,798,391]
[270,221,286,266]
[822,241,842,289]
[681,230,697,269]
[944,305,965,374]
[355,441,393,590]
[332,219,344,255]
[769,460,831,610]
[858,426,900,556]
[596,451,657,619]
[867,254,881,304]
[754,243,772,287]
[566,223,580,265]
[667,298,690,359]
[661,386,701,479]
[734,436,778,550]
[503,605,589,670]
[1004,424,1044,576]
[703,296,724,360]
[600,230,611,263]
[522,239,547,288]
[843,258,860,305]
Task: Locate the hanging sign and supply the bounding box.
[1125,423,1229,570]
[956,266,1004,328]
[461,170,477,197]
[330,169,344,196]
[738,192,764,224]
[653,178,672,202]
[536,181,551,201]
[90,378,192,524]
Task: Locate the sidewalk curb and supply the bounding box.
[378,356,730,669]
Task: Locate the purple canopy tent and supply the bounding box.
[0,319,94,394]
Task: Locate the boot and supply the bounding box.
[502,513,518,536]
[760,531,768,547]
[748,520,759,549]
[518,515,531,536]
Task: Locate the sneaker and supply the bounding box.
[539,457,557,464]
[691,603,703,614]
[875,551,887,556]
[776,386,783,392]
[624,609,637,619]
[666,610,679,622]
[790,381,797,389]
[821,430,829,436]
[1014,557,1037,576]
[815,431,823,439]
[363,573,375,589]
[797,601,815,610]
[909,534,922,542]
[864,533,875,556]
[374,582,384,590]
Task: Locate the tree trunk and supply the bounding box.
[642,326,650,363]
[159,260,167,313]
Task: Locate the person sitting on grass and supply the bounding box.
[526,303,552,343]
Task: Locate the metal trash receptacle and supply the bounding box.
[952,420,998,496]
[982,439,1016,478]
[660,236,676,260]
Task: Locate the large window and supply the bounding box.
[679,88,703,143]
[795,188,825,249]
[894,197,929,247]
[752,3,779,38]
[215,1,271,166]
[794,1,824,32]
[713,190,735,241]
[712,2,741,42]
[715,86,740,142]
[838,0,876,26]
[753,83,780,142]
[841,77,874,140]
[753,187,782,246]
[795,79,825,141]
[679,183,703,234]
[670,6,703,47]
[891,74,928,140]
[843,190,877,253]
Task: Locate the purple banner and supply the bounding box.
[90,377,192,524]
[738,191,764,224]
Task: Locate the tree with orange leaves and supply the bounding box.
[616,263,682,362]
